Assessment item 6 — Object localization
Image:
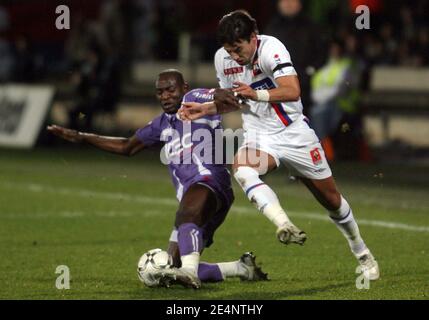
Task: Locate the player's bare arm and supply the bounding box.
[47,124,145,156]
[233,76,301,102]
[180,88,243,120]
[179,101,216,121]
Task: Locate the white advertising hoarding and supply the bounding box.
[0,84,54,148]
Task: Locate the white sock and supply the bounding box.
[234,166,291,228]
[329,196,367,256]
[217,261,247,279]
[180,252,200,276]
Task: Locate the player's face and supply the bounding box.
[155,77,187,114]
[223,34,258,66]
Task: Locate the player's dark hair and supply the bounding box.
[217,10,258,45]
[158,69,185,85]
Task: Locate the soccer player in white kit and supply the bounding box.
[180,10,379,280]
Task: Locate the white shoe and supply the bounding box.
[238,252,269,281]
[156,267,202,289]
[276,222,307,245]
[356,249,380,280]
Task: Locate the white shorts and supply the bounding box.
[239,114,332,180]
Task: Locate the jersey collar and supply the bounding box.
[165,112,180,123]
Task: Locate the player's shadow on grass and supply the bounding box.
[102,281,352,300]
[127,282,353,300]
[220,282,351,300]
[126,283,226,299]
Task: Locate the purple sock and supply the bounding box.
[198,263,224,282]
[177,223,203,255]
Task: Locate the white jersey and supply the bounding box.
[215,34,304,135]
[215,35,332,180]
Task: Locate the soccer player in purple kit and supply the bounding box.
[47,69,268,289]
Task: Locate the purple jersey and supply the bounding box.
[135,88,233,204]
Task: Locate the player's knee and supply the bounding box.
[233,166,259,189]
[176,207,203,226]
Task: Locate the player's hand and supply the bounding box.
[179,102,209,121]
[214,88,242,108]
[233,81,257,100]
[46,125,83,143]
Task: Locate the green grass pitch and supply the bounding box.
[0,147,428,299]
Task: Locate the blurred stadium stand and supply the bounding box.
[0,0,428,162]
[364,67,429,147]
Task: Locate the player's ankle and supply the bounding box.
[352,243,368,258]
[181,252,200,276]
[180,266,198,277]
[263,203,291,227]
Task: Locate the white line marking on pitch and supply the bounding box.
[1,181,429,233]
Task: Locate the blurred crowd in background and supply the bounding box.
[0,0,428,160]
[1,0,428,82]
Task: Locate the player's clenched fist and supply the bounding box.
[46,125,83,143]
[232,82,257,100]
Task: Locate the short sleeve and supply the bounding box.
[183,88,215,104]
[135,115,164,147]
[260,37,297,79]
[182,89,222,129]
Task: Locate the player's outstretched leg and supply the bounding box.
[301,176,380,280]
[168,240,268,283]
[155,252,269,288]
[234,165,307,246]
[199,252,269,282]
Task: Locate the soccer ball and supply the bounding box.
[137,248,173,287]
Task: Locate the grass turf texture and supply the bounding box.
[0,147,428,300]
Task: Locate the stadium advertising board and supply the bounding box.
[0,85,54,148]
